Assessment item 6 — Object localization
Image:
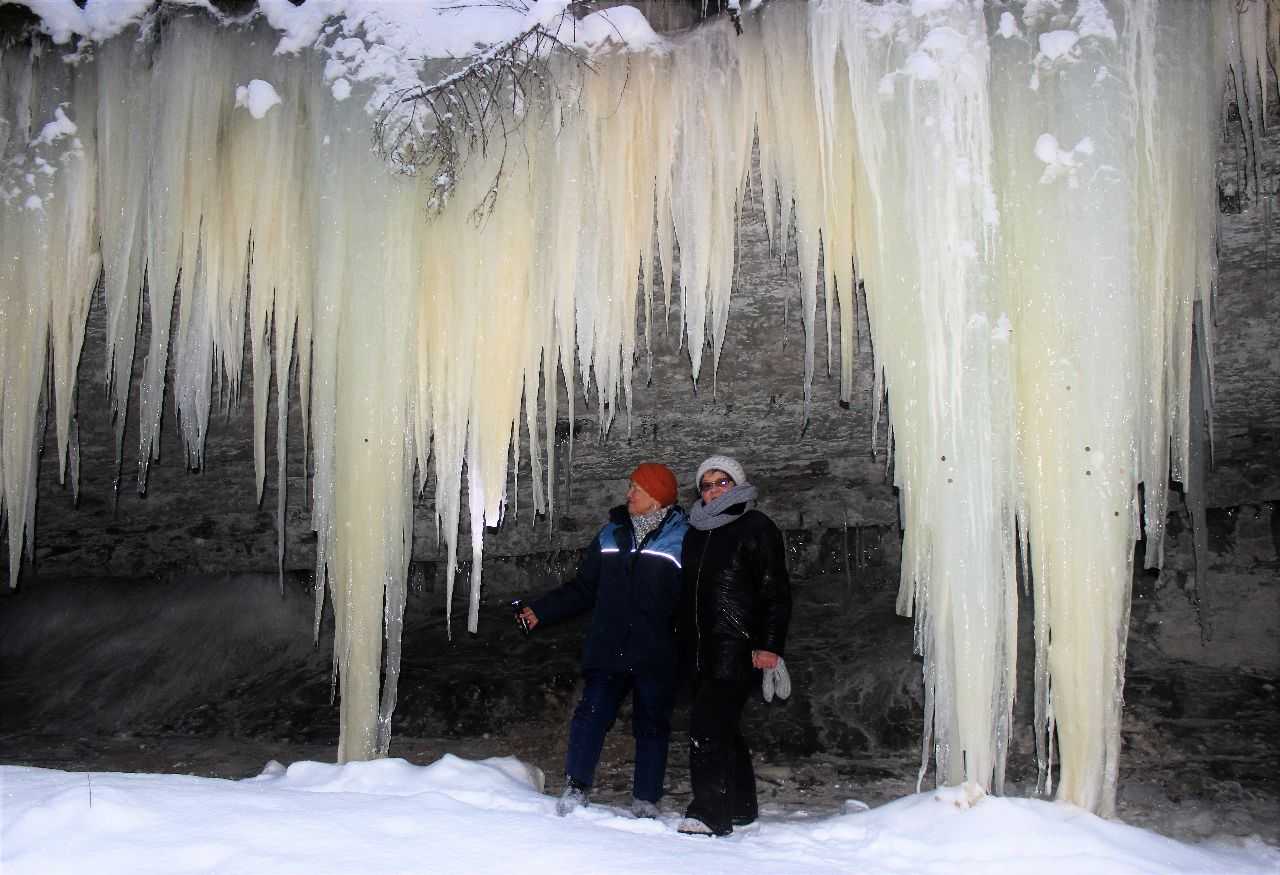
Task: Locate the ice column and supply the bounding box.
[801,0,1018,793]
[990,1,1221,814]
[96,37,151,485]
[0,49,98,581]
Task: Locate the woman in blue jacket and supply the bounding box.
[519,462,689,819]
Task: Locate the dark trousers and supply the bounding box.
[565,669,675,803]
[686,674,757,834]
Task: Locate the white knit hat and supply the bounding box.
[695,455,747,489]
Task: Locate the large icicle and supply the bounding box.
[804,0,1018,794]
[993,2,1143,816]
[1,46,100,584]
[0,45,49,587]
[989,1,1223,815]
[668,23,756,388]
[311,99,419,762]
[224,42,311,581]
[44,57,98,497]
[138,16,218,487]
[96,36,151,491]
[1127,3,1222,573]
[755,2,827,415]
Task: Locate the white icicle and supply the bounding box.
[811,0,1016,794]
[44,61,99,496]
[96,36,151,486]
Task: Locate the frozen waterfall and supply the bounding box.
[1,0,1270,814]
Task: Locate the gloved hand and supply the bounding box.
[761,657,791,702]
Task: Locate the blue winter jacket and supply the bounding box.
[530,504,689,676]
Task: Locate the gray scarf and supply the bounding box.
[689,483,758,531]
[630,506,667,546]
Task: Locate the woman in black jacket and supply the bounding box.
[678,455,791,837]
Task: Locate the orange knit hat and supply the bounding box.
[630,462,678,508]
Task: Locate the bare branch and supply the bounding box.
[373,0,600,218]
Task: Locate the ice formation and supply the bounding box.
[1,0,1275,812]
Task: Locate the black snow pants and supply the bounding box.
[685,673,757,835]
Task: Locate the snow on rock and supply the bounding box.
[13,0,666,120]
[234,80,282,119]
[33,106,77,145]
[9,0,157,45]
[1033,132,1094,187]
[560,6,663,53]
[997,12,1020,39]
[909,0,956,17]
[1038,30,1080,62]
[1073,0,1118,41]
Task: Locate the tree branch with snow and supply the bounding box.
[373,1,602,221]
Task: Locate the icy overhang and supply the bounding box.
[3,0,669,56]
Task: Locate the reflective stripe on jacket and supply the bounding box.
[531,504,689,674]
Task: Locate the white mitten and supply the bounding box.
[761,657,792,702]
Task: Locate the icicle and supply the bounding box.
[139,17,220,487]
[0,42,46,587]
[805,0,1016,797]
[1222,0,1276,198]
[321,111,418,761]
[307,61,343,651]
[96,36,150,494]
[223,41,312,585]
[989,0,1222,817]
[377,436,415,755]
[1130,2,1223,570]
[1,45,98,585]
[44,59,99,495]
[758,2,824,416]
[1186,314,1212,640]
[668,20,756,387]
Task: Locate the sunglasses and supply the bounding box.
[699,477,734,493]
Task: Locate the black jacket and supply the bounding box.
[530,504,689,676]
[680,506,791,682]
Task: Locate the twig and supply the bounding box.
[373,0,599,219]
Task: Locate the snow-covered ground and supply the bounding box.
[3,756,1277,874]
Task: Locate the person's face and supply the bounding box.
[627,480,661,515]
[698,469,735,504]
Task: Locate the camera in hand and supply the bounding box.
[510,599,530,634]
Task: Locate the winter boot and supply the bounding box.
[556,777,589,817]
[677,817,722,836]
[631,797,661,819]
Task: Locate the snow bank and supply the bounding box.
[2,761,1276,875]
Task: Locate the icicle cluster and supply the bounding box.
[0,14,763,763]
[1,0,1269,811]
